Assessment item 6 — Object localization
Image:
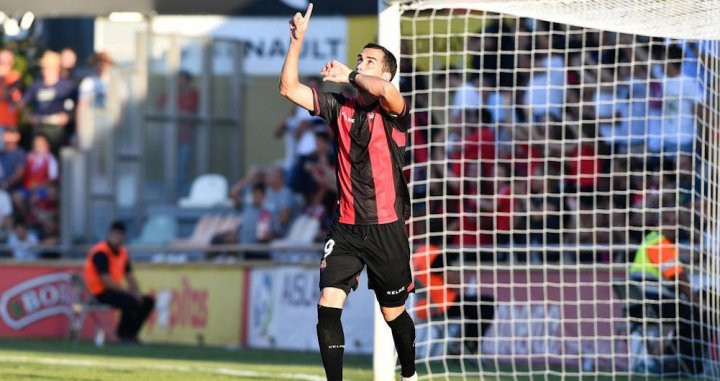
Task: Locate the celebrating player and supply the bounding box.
[280,3,417,381]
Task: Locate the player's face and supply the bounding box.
[355,48,391,81]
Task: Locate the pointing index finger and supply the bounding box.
[304,3,314,20]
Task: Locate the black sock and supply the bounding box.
[317,305,344,381]
[387,310,416,378]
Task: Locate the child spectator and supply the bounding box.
[22,134,58,198]
[8,219,38,261]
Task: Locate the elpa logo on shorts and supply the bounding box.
[0,273,75,330]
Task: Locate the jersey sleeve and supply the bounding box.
[381,98,411,132]
[309,89,345,132]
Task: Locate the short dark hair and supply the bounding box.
[251,182,266,194]
[110,220,126,233]
[362,43,398,81]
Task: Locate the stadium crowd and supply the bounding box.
[2,18,714,265]
[0,46,119,260]
[401,19,713,264]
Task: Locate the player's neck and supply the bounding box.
[356,91,378,107]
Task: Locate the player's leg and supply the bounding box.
[381,305,417,380]
[317,223,364,381]
[317,287,348,381]
[365,221,417,380]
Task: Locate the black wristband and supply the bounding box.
[348,70,359,85]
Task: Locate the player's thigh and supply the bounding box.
[364,221,413,308]
[319,231,364,297]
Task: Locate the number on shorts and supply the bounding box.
[323,239,335,259]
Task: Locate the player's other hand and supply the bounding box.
[289,3,313,41]
[321,60,352,84]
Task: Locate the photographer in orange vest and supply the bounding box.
[84,221,154,344]
[630,207,704,374]
[412,244,494,354]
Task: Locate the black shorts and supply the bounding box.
[319,220,414,307]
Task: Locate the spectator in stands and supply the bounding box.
[239,182,272,245]
[175,71,199,196]
[275,76,324,174]
[263,166,296,238]
[0,128,26,192]
[527,164,563,262]
[448,71,481,124]
[523,32,566,122]
[230,165,265,210]
[289,128,336,196]
[8,218,38,261]
[0,49,23,130]
[0,188,12,241]
[657,45,703,156]
[565,123,606,195]
[21,134,58,199]
[83,221,155,344]
[60,48,80,83]
[21,50,77,154]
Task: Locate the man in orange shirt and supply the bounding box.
[84,221,154,344]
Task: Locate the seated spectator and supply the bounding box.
[230,166,265,210]
[264,166,297,238]
[21,50,77,153]
[275,76,324,173]
[0,49,22,130]
[83,222,155,344]
[8,218,38,261]
[238,183,272,259]
[0,128,26,192]
[289,129,336,196]
[28,183,59,234]
[21,134,58,199]
[652,45,703,156]
[527,164,563,262]
[0,188,12,241]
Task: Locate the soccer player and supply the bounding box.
[279,4,417,381]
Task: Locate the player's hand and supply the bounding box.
[321,60,352,84]
[289,3,313,42]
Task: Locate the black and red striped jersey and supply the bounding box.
[311,89,410,225]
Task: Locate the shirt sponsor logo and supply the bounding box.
[341,113,355,123]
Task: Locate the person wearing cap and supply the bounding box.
[83,221,155,344]
[21,50,77,154]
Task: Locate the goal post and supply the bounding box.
[376,0,720,379]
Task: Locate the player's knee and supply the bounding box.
[318,287,346,309]
[381,306,405,322]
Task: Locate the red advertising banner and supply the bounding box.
[0,263,114,340]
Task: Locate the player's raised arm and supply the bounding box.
[321,56,405,116]
[279,3,315,111]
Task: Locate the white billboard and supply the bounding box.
[247,266,375,354]
[151,16,347,76]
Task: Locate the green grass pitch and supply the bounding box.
[0,339,693,380]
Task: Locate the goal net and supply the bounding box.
[380,0,720,379]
